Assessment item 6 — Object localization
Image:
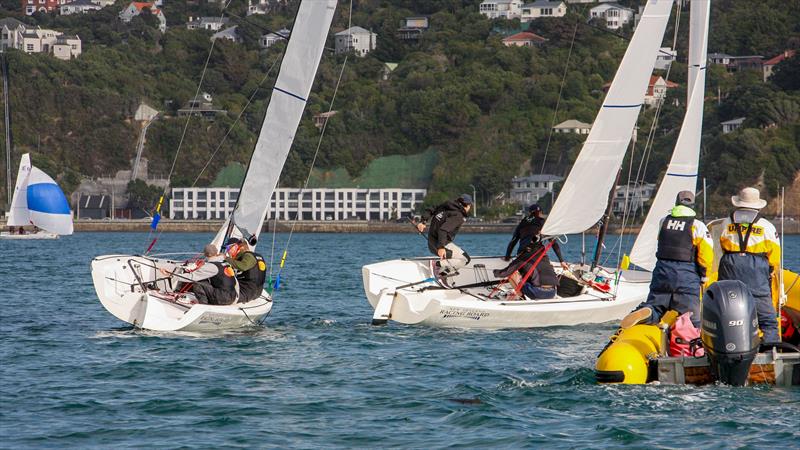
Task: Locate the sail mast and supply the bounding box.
[629,0,710,271]
[541,0,674,237]
[2,53,11,208]
[212,0,337,248]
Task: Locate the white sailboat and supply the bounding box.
[362,0,676,328]
[90,0,337,332]
[1,153,73,240]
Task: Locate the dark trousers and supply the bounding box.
[190,281,236,306]
[719,253,779,342]
[637,260,702,328]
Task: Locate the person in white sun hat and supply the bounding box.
[717,187,781,342]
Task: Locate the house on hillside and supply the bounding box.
[520,1,566,22]
[708,52,763,72]
[644,75,678,107]
[335,26,376,57]
[510,174,563,205]
[381,62,398,81]
[762,50,795,81]
[211,26,240,43]
[589,3,634,30]
[119,2,167,33]
[479,0,523,20]
[655,46,677,70]
[313,111,338,130]
[260,28,290,49]
[553,119,591,134]
[60,0,103,15]
[23,0,59,15]
[177,92,226,119]
[612,182,656,216]
[0,18,27,52]
[186,17,230,31]
[501,31,547,47]
[721,117,745,134]
[247,0,270,16]
[397,16,428,41]
[52,35,82,60]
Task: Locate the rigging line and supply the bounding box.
[161,0,234,195]
[272,0,354,292]
[190,54,283,187]
[539,18,579,175]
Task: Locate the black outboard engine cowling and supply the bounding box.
[701,280,760,386]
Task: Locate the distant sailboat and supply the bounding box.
[90,0,337,331]
[1,153,73,240]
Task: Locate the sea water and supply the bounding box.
[1,232,798,448]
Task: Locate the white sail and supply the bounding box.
[212,0,337,248]
[629,0,710,270]
[541,0,674,237]
[7,153,31,226]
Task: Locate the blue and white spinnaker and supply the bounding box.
[6,153,73,235]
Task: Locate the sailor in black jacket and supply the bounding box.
[416,194,473,276]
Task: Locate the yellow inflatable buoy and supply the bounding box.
[595,324,664,384]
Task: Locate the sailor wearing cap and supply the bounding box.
[621,190,713,329]
[717,187,781,342]
[416,193,473,277]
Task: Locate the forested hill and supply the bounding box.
[1,0,799,216]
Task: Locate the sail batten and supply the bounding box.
[629,0,710,271]
[541,0,675,237]
[211,0,337,248]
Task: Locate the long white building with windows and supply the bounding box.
[169,187,427,221]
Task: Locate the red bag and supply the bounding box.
[669,312,704,357]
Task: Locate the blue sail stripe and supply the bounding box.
[273,86,307,102]
[27,183,71,215]
[666,173,698,178]
[603,104,642,108]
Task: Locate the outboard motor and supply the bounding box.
[701,280,760,386]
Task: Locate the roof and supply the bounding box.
[523,1,565,8]
[79,195,110,209]
[553,119,591,129]
[336,26,373,36]
[649,75,679,88]
[384,62,398,71]
[512,174,564,182]
[502,31,547,42]
[721,117,746,125]
[62,0,102,6]
[314,111,338,118]
[130,2,160,13]
[590,3,633,12]
[764,50,796,66]
[0,18,26,29]
[263,27,290,38]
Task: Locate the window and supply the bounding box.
[26,43,34,51]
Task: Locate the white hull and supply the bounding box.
[362,257,651,329]
[0,231,59,240]
[91,254,273,332]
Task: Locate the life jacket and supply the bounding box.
[237,251,267,301]
[208,261,236,292]
[656,215,694,262]
[669,312,704,357]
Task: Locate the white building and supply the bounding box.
[521,1,566,22]
[60,0,103,15]
[119,2,166,33]
[335,26,376,57]
[169,187,427,221]
[590,3,634,30]
[643,74,679,107]
[655,46,677,71]
[510,174,563,205]
[721,117,745,134]
[259,28,290,49]
[186,16,230,31]
[612,182,656,216]
[52,34,81,60]
[247,0,269,16]
[553,119,591,134]
[0,18,27,52]
[479,0,523,20]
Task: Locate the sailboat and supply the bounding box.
[1,153,73,240]
[361,0,676,328]
[90,0,337,332]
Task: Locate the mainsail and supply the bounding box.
[8,153,73,235]
[541,0,674,237]
[629,0,710,270]
[212,0,337,248]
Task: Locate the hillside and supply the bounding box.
[1,0,799,217]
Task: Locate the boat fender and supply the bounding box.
[596,342,648,384]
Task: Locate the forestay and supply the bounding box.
[541,0,674,237]
[629,0,709,271]
[211,0,338,249]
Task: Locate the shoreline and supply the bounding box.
[3,218,799,234]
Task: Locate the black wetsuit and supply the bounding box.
[421,200,468,256]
